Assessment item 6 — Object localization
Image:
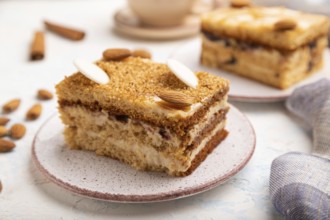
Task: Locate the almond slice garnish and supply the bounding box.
[167,59,198,89]
[158,90,193,108]
[73,59,110,85]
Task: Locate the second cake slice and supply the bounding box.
[201,6,329,89]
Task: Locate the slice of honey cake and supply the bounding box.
[201,5,329,89]
[56,49,230,176]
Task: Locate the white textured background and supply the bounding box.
[0,0,314,219]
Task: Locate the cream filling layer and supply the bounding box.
[84,119,226,173]
[91,99,227,148]
[187,98,227,145]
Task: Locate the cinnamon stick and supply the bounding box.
[44,20,85,41]
[30,31,45,61]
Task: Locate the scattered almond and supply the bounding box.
[2,99,21,113]
[0,180,2,193]
[0,117,10,126]
[26,103,42,120]
[9,123,26,139]
[158,90,193,108]
[132,49,152,59]
[274,18,297,31]
[0,138,16,152]
[0,126,9,137]
[103,48,132,61]
[37,89,53,100]
[230,0,251,8]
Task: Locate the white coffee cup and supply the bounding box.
[127,0,194,27]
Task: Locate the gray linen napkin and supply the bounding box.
[269,79,330,219]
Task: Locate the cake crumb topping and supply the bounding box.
[64,57,229,104]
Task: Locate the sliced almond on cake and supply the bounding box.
[167,59,198,89]
[73,59,110,84]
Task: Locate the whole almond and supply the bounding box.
[103,48,132,61]
[132,49,152,59]
[2,99,21,113]
[26,103,42,120]
[10,123,26,139]
[37,89,53,100]
[0,138,16,152]
[158,90,193,107]
[0,126,9,137]
[156,100,191,112]
[0,117,10,126]
[230,0,251,8]
[274,18,297,31]
[0,180,2,193]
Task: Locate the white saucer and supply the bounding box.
[113,8,200,40]
[170,38,330,102]
[32,105,255,203]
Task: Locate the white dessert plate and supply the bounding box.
[170,38,330,102]
[32,105,255,203]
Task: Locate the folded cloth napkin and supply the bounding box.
[270,79,330,220]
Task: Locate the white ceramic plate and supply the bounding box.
[32,105,255,203]
[170,38,330,102]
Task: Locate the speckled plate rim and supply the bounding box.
[32,104,256,203]
[169,38,330,103]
